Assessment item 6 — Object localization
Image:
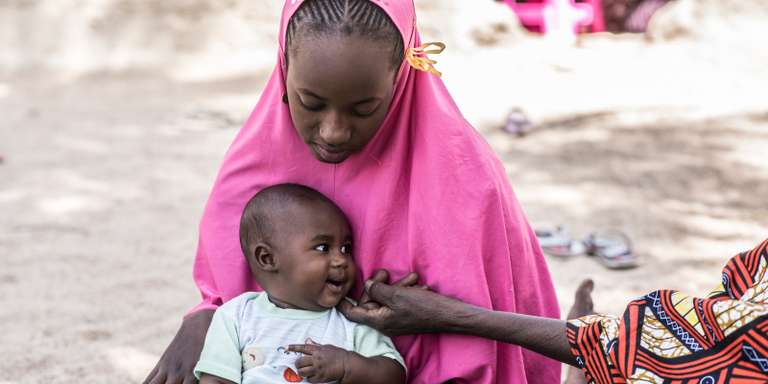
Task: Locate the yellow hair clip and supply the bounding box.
[405,42,446,77]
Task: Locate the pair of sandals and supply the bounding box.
[535,227,639,269]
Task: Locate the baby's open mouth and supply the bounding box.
[325,276,346,293]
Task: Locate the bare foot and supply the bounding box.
[565,279,596,384]
[567,279,595,319]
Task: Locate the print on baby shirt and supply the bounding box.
[242,339,321,382]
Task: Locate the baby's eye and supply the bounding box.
[340,244,352,255]
[313,244,329,253]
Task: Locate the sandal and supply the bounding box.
[584,230,638,269]
[502,107,534,137]
[536,226,586,258]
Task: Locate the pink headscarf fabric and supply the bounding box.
[191,0,561,382]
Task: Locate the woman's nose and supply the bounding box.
[318,112,351,146]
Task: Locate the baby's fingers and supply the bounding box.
[295,356,314,369]
[297,365,316,379]
[288,344,317,355]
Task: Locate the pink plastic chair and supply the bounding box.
[502,0,605,35]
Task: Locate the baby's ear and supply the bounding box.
[248,243,278,273]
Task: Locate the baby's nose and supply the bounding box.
[331,253,349,267]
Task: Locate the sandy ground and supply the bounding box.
[1,0,767,382]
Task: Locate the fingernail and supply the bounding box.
[364,280,374,291]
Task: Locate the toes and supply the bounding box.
[576,279,594,295]
[568,278,597,319]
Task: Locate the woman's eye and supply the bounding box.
[353,106,378,117]
[299,99,324,112]
[313,244,329,252]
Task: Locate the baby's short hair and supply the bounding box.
[239,183,335,258]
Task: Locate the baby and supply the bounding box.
[194,184,406,384]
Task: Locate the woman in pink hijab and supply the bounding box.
[145,1,560,383]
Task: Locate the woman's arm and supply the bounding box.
[447,305,575,366]
[339,273,576,366]
[143,310,214,384]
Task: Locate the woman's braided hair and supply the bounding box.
[286,0,405,69]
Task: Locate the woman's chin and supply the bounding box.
[312,146,351,163]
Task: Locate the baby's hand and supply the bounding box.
[288,343,350,383]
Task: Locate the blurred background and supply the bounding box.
[1,0,767,382]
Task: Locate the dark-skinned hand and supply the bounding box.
[338,269,464,336]
[143,310,214,384]
[288,343,350,383]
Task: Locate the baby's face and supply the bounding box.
[268,200,356,311]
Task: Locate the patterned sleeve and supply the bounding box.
[566,314,622,384]
[566,239,768,384]
[708,238,768,302]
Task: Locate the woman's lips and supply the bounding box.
[313,144,349,163]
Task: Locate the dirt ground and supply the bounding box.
[1,0,767,382]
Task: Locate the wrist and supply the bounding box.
[340,350,354,383]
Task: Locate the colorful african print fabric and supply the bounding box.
[568,239,768,383]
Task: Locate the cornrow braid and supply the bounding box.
[286,0,405,69]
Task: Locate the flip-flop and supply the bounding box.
[536,226,586,258]
[584,230,638,270]
[502,107,534,137]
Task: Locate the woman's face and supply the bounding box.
[286,34,398,163]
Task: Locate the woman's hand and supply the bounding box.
[143,309,214,384]
[355,269,391,310]
[338,270,472,336]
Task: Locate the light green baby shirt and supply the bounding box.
[194,292,405,384]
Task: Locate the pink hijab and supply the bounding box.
[191,0,560,382]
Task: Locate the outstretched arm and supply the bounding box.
[339,271,576,367]
[447,305,575,366]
